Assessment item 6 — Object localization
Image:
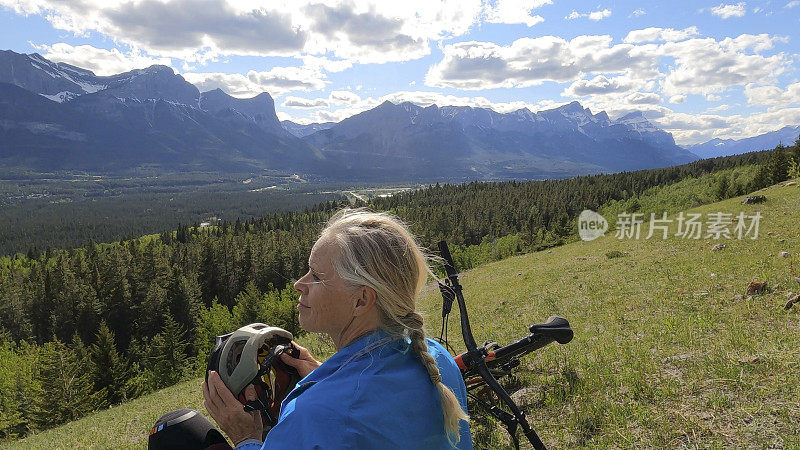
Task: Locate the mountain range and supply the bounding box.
[0,49,724,180]
[687,125,800,159]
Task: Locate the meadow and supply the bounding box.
[8,177,798,449]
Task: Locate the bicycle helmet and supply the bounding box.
[206,323,301,429]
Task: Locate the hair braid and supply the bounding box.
[403,312,467,442]
[321,208,469,443]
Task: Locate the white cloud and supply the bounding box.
[589,9,612,20]
[483,0,549,27]
[661,34,789,96]
[784,1,800,7]
[710,2,747,18]
[659,107,800,144]
[31,42,171,76]
[629,8,646,17]
[1,0,485,64]
[329,90,362,105]
[623,27,699,44]
[744,82,800,107]
[706,93,722,101]
[669,95,687,104]
[426,35,660,90]
[708,104,731,111]
[281,96,329,108]
[563,75,638,96]
[182,65,327,98]
[565,8,611,20]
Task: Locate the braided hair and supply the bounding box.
[320,208,468,442]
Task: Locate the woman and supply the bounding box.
[202,208,473,449]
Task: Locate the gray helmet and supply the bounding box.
[213,323,294,397]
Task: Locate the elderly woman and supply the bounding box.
[202,209,473,449]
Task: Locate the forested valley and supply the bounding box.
[1,142,798,440]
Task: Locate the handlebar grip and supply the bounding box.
[529,315,573,344]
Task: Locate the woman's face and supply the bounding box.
[294,236,359,339]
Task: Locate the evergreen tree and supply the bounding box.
[150,314,190,389]
[33,338,96,428]
[89,322,131,406]
[194,299,234,375]
[769,144,789,184]
[168,269,202,342]
[0,341,39,439]
[715,174,730,200]
[232,282,267,326]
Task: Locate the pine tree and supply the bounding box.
[89,322,131,406]
[232,282,267,326]
[168,269,202,347]
[715,175,730,200]
[150,314,190,389]
[33,338,96,428]
[769,144,789,184]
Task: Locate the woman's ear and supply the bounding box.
[354,286,378,316]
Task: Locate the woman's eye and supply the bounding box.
[312,273,320,282]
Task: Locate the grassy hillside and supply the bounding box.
[7,178,799,449]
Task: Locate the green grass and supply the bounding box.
[7,179,800,449]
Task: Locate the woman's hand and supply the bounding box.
[202,371,263,445]
[280,341,321,378]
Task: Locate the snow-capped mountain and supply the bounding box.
[0,50,106,101]
[687,125,800,159]
[302,100,698,180]
[0,49,702,180]
[281,120,336,138]
[0,50,320,173]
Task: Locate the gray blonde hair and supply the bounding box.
[320,208,468,442]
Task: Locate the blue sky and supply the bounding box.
[1,0,799,145]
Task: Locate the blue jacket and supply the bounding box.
[237,330,472,449]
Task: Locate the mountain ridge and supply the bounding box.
[2,49,700,180]
[688,125,800,159]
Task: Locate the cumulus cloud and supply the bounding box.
[183,66,327,98]
[565,8,611,20]
[31,42,172,76]
[656,106,800,144]
[660,34,789,96]
[426,35,660,90]
[281,96,330,108]
[744,82,800,107]
[329,90,362,105]
[626,92,661,105]
[629,8,646,16]
[483,0,549,27]
[1,0,484,64]
[563,75,638,96]
[709,2,747,18]
[623,27,699,44]
[279,90,363,113]
[786,1,800,7]
[669,95,687,104]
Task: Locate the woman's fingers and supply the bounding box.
[208,371,240,408]
[244,384,257,401]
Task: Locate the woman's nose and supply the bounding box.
[294,276,305,293]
